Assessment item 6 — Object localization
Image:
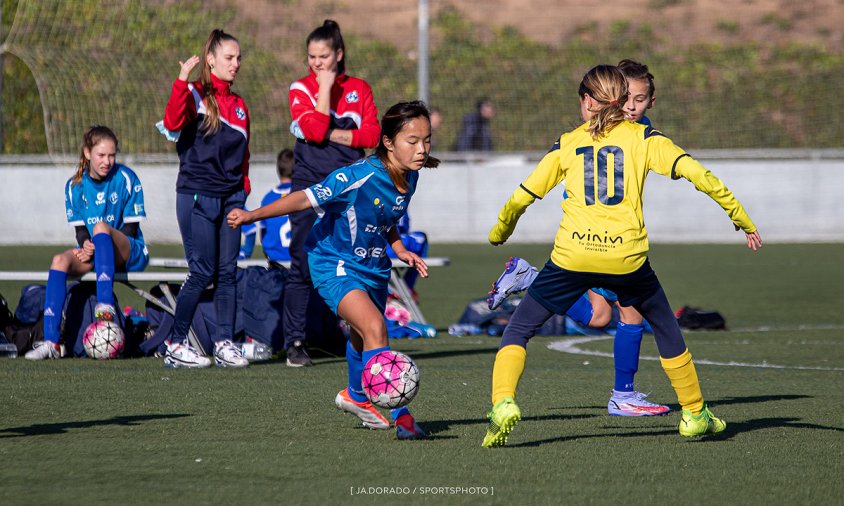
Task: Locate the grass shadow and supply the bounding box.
[710,394,813,406]
[508,414,844,448]
[715,417,844,441]
[0,414,191,438]
[422,412,599,437]
[554,393,815,412]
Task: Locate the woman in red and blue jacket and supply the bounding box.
[161,28,250,369]
[283,19,380,367]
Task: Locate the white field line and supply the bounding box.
[547,334,844,372]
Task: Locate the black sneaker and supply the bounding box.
[286,341,313,367]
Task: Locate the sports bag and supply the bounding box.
[675,306,727,330]
[61,282,125,357]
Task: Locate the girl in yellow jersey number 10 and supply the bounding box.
[481,64,762,448]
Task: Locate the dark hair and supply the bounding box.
[476,98,492,111]
[200,29,239,136]
[276,148,294,180]
[306,19,346,74]
[577,65,628,139]
[617,59,655,98]
[375,101,441,192]
[74,125,119,185]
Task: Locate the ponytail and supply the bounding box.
[199,28,238,136]
[577,65,628,139]
[74,125,118,185]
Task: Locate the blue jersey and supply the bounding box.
[303,155,418,290]
[240,182,292,262]
[65,164,146,245]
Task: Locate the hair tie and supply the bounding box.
[609,99,619,106]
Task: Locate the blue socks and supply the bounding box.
[44,269,67,343]
[92,233,115,306]
[566,294,594,326]
[613,322,644,392]
[346,340,367,403]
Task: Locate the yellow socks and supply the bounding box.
[491,345,527,405]
[660,349,705,414]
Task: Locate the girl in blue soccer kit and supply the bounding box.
[161,28,250,369]
[229,101,438,440]
[26,125,148,360]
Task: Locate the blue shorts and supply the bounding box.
[314,276,388,315]
[590,287,618,302]
[125,237,149,272]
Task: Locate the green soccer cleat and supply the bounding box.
[679,404,726,437]
[482,397,521,448]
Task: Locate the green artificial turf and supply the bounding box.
[0,243,842,504]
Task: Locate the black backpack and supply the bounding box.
[2,286,46,354]
[675,306,727,330]
[61,282,125,357]
[0,293,13,330]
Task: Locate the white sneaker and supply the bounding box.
[487,257,539,310]
[608,388,670,416]
[214,340,249,368]
[94,303,117,322]
[164,342,212,368]
[24,341,65,360]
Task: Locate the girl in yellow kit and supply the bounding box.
[482,64,762,448]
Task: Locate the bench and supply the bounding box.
[148,256,450,324]
[0,255,449,352]
[0,270,210,352]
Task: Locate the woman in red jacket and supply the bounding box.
[283,19,381,367]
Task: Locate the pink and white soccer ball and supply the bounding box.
[362,350,420,408]
[82,321,125,359]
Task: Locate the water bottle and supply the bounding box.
[242,338,272,361]
[447,323,482,337]
[0,333,17,358]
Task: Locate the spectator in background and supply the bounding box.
[428,107,443,149]
[455,98,494,151]
[239,148,294,265]
[285,19,380,367]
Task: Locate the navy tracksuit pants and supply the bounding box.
[173,191,245,344]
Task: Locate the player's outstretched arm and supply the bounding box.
[227,190,311,228]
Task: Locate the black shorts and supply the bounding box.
[527,259,663,315]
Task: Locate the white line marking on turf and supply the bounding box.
[548,335,844,372]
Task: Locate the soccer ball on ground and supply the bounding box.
[82,321,125,359]
[362,350,419,408]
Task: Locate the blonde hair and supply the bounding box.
[577,65,628,139]
[199,29,238,136]
[73,125,118,185]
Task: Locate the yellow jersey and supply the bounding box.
[490,121,757,274]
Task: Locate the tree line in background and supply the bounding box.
[1,1,841,154]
